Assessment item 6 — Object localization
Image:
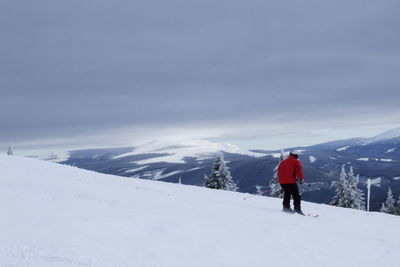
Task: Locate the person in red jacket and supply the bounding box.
[277,150,304,214]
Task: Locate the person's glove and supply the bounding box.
[299,179,304,184]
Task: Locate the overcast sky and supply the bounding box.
[1,0,400,153]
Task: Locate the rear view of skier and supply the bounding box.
[277,150,304,214]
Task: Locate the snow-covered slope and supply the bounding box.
[365,126,400,144]
[1,155,399,267]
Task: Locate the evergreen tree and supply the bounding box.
[7,146,13,156]
[205,154,238,191]
[347,167,366,210]
[331,165,366,210]
[380,187,397,214]
[269,152,284,198]
[330,165,350,207]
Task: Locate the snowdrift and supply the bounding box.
[1,155,399,267]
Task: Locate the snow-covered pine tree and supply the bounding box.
[331,165,366,210]
[269,152,284,198]
[7,146,13,156]
[380,187,397,214]
[205,154,238,191]
[347,167,366,210]
[330,165,351,207]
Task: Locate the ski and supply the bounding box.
[298,213,319,218]
[287,211,319,218]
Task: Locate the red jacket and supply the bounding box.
[278,155,304,184]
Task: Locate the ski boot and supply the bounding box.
[294,208,305,216]
[282,207,294,213]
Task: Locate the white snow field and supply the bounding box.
[1,155,399,267]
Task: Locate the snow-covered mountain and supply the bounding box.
[32,127,400,210]
[1,155,399,267]
[113,139,267,164]
[364,126,400,144]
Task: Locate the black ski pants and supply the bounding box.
[280,183,301,211]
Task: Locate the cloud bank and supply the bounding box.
[1,0,400,151]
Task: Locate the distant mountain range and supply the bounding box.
[36,127,400,211]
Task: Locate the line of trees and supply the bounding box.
[330,165,365,210]
[203,153,398,216]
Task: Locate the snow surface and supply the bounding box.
[32,151,70,163]
[357,158,394,162]
[263,152,283,158]
[129,167,201,180]
[1,155,400,267]
[336,146,350,151]
[114,140,266,164]
[124,165,149,173]
[309,156,317,163]
[130,168,202,181]
[386,148,396,153]
[264,150,307,159]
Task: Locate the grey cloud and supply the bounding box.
[1,0,400,149]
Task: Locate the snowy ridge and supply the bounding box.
[114,139,267,164]
[1,155,399,267]
[364,126,400,144]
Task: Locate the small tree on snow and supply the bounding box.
[205,154,238,191]
[269,152,284,198]
[330,165,350,207]
[380,187,397,215]
[347,167,366,210]
[7,146,13,156]
[331,165,365,210]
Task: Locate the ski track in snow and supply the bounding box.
[1,155,400,267]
